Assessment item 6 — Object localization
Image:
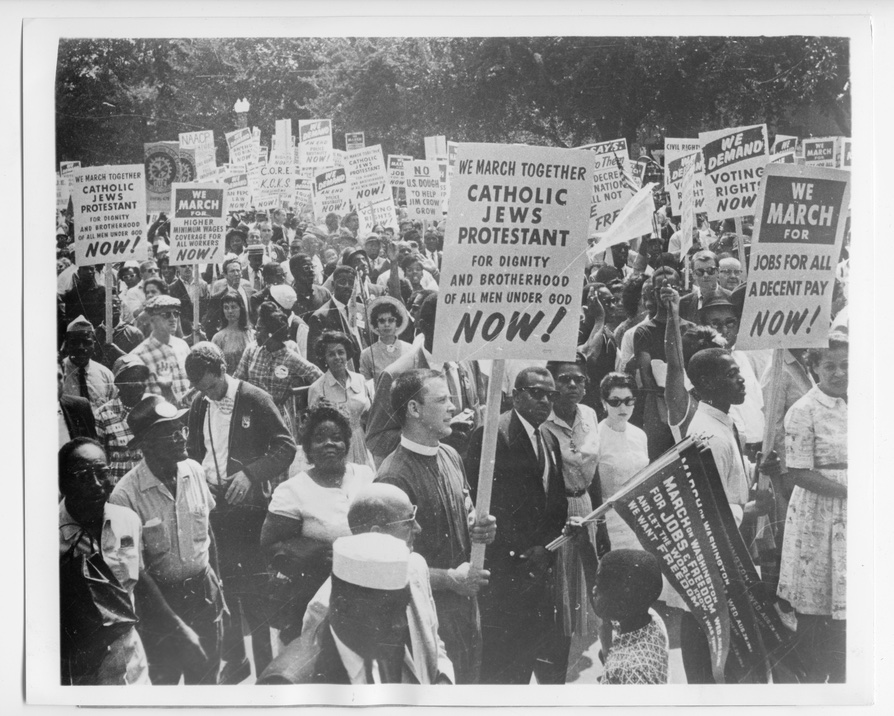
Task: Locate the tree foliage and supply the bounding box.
[56,36,850,166]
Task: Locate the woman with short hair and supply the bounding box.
[358,296,413,382]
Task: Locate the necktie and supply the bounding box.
[535,429,548,492]
[78,367,89,400]
[253,271,261,291]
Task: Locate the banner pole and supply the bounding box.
[193,263,202,339]
[104,264,114,345]
[470,358,506,571]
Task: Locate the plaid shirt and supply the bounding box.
[95,397,142,484]
[233,344,322,406]
[131,334,191,407]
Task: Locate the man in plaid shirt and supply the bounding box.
[95,355,150,483]
[131,295,191,407]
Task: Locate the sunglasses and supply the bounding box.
[605,397,636,407]
[556,374,587,386]
[719,269,742,276]
[694,267,717,277]
[519,386,559,402]
[383,504,418,527]
[156,311,180,319]
[708,318,739,330]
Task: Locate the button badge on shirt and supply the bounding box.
[274,365,289,379]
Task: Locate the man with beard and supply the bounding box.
[60,316,116,411]
[109,396,223,684]
[94,355,151,484]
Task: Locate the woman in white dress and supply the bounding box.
[308,330,375,470]
[260,406,375,646]
[358,295,413,383]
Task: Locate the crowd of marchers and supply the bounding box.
[55,199,849,686]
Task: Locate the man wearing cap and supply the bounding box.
[94,355,150,484]
[243,244,269,293]
[260,484,455,685]
[260,533,430,684]
[61,316,117,411]
[130,296,192,408]
[109,395,224,684]
[376,369,496,683]
[678,250,732,324]
[306,265,367,371]
[184,342,297,680]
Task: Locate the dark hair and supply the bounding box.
[417,292,438,327]
[681,325,726,369]
[546,354,588,379]
[218,291,248,331]
[262,262,282,281]
[599,372,636,401]
[331,265,356,284]
[316,329,356,364]
[370,301,403,329]
[185,341,226,381]
[649,266,679,288]
[58,437,105,493]
[686,347,732,394]
[514,366,553,389]
[143,277,168,295]
[391,368,442,427]
[300,405,352,459]
[222,257,242,274]
[289,252,311,279]
[621,276,647,319]
[806,332,849,367]
[399,254,423,272]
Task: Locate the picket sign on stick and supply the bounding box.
[734,216,748,271]
[193,264,202,337]
[546,435,700,551]
[470,358,506,570]
[104,265,114,345]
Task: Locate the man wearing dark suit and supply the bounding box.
[365,293,483,465]
[58,363,97,445]
[464,366,569,685]
[306,265,366,371]
[208,257,256,330]
[678,250,732,324]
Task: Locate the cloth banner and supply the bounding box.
[588,182,657,255]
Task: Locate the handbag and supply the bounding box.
[59,526,138,683]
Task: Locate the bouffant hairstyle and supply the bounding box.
[315,329,356,364]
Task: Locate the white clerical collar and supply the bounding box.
[400,435,439,457]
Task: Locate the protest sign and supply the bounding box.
[632,156,649,187]
[577,138,636,235]
[179,130,214,152]
[298,119,334,168]
[664,138,706,215]
[404,160,442,221]
[222,172,250,212]
[699,124,769,220]
[736,163,851,350]
[356,196,399,236]
[169,183,228,265]
[772,134,798,154]
[144,141,180,213]
[803,137,839,167]
[432,142,593,362]
[71,164,148,265]
[178,147,197,183]
[678,156,697,258]
[60,160,81,177]
[225,127,254,167]
[312,167,351,221]
[588,182,657,254]
[345,132,365,152]
[292,176,313,215]
[346,144,391,205]
[424,135,447,161]
[770,151,796,164]
[840,138,852,169]
[333,149,346,168]
[387,154,413,188]
[56,174,71,211]
[437,161,449,217]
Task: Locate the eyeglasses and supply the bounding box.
[605,397,636,407]
[383,504,418,528]
[694,267,717,277]
[719,269,742,276]
[519,386,559,402]
[69,464,111,483]
[156,311,180,319]
[556,374,587,385]
[376,316,398,325]
[147,425,189,443]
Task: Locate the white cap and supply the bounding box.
[332,533,409,591]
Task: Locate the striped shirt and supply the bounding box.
[131,334,191,407]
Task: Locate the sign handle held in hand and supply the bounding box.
[734,216,748,271]
[470,358,505,571]
[104,264,114,345]
[193,263,202,338]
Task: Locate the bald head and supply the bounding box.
[349,484,420,550]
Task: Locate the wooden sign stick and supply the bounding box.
[104,264,114,345]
